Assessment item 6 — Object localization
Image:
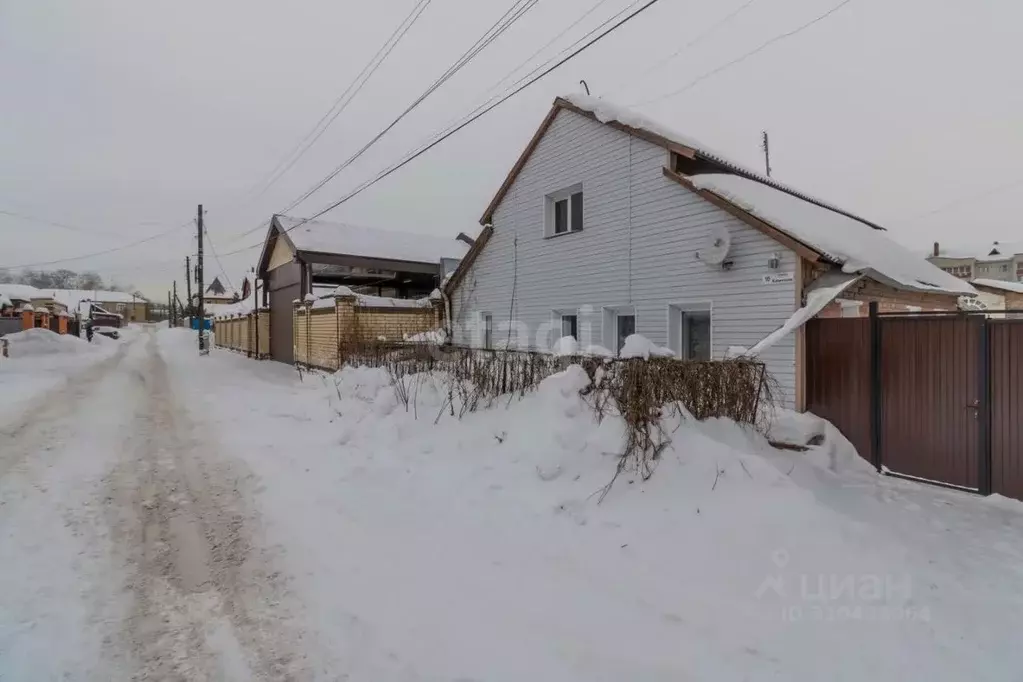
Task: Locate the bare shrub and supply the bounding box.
[334,339,771,495]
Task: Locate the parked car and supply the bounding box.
[93,326,120,340]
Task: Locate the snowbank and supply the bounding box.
[2,328,92,357]
[404,328,446,344]
[619,333,674,359]
[551,335,579,356]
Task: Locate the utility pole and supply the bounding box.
[185,255,193,319]
[761,130,772,178]
[172,280,178,327]
[197,204,205,353]
[167,291,173,326]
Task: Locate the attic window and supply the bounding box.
[545,184,583,237]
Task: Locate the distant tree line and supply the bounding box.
[0,268,136,294]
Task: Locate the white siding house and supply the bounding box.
[448,96,974,409]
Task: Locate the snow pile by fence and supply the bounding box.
[327,335,772,491]
[2,328,92,357]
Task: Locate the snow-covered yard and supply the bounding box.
[160,329,1023,680]
[2,326,1022,680]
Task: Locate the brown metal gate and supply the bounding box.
[806,318,872,461]
[879,317,980,490]
[807,309,1023,500]
[990,321,1023,499]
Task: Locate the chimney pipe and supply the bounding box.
[933,241,940,258]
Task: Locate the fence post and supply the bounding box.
[978,316,992,495]
[869,302,882,473]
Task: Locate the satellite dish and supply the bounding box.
[696,225,732,266]
[958,296,987,312]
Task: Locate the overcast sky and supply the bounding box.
[2,0,1020,299]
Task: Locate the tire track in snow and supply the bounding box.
[104,331,313,680]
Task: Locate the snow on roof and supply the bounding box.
[971,278,1023,294]
[933,242,1023,262]
[560,94,883,229]
[688,174,975,296]
[563,93,744,169]
[329,286,434,309]
[49,289,143,310]
[0,283,44,301]
[275,215,468,264]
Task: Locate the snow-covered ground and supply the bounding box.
[0,325,141,424]
[2,326,1023,680]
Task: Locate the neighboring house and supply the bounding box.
[445,95,972,408]
[969,279,1023,311]
[0,284,70,314]
[49,290,147,322]
[928,241,1023,282]
[255,214,468,363]
[197,276,241,307]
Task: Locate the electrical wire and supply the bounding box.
[243,0,434,203]
[476,0,619,102]
[277,0,542,215]
[216,0,666,259]
[1,219,193,270]
[636,0,857,106]
[0,208,127,239]
[221,0,617,246]
[899,177,1023,223]
[203,219,236,292]
[606,0,762,97]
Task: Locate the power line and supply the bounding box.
[0,208,127,239]
[203,218,236,292]
[606,0,762,97]
[475,0,618,103]
[299,0,666,227]
[243,0,434,203]
[278,0,542,215]
[218,0,532,247]
[222,0,613,247]
[219,0,666,258]
[900,177,1023,223]
[637,0,856,106]
[1,219,193,270]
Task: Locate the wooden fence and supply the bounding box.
[294,293,443,371]
[213,310,270,358]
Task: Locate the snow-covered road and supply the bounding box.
[1,329,315,680]
[3,326,1023,680]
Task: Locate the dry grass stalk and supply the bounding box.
[334,339,772,495]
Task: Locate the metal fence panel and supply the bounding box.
[990,321,1023,499]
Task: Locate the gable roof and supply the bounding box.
[466,95,972,298]
[971,278,1023,294]
[257,215,467,273]
[932,241,1023,262]
[206,277,227,295]
[0,283,44,302]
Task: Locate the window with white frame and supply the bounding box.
[602,306,636,354]
[668,303,712,361]
[481,313,493,349]
[545,184,583,237]
[561,313,578,339]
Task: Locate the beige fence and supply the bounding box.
[294,293,443,370]
[213,310,270,358]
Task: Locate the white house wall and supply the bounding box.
[453,109,799,405]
